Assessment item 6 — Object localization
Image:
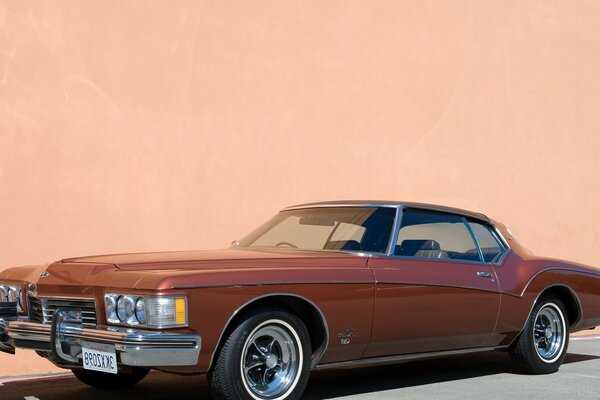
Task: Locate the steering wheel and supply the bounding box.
[275,241,298,248]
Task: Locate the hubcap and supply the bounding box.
[265,354,278,369]
[241,321,301,399]
[533,304,565,362]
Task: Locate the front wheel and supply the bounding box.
[208,309,311,400]
[71,367,149,389]
[509,297,569,374]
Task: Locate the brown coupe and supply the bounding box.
[1,201,600,400]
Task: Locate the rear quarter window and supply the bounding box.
[468,221,506,262]
[395,210,480,262]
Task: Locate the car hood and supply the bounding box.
[29,248,370,291]
[61,248,362,270]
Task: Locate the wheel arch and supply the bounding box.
[535,285,583,330]
[208,293,329,371]
[507,283,582,350]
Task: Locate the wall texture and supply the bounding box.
[1,0,599,377]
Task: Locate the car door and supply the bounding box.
[364,209,502,357]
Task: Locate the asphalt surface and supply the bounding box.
[1,337,599,400]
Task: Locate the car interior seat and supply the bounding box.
[395,239,448,259]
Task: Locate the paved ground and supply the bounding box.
[1,337,599,400]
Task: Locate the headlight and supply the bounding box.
[7,287,19,303]
[0,285,8,303]
[0,286,8,302]
[0,284,24,312]
[117,295,136,324]
[135,297,147,325]
[105,295,117,322]
[104,293,187,328]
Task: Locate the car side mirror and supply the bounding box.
[231,240,241,248]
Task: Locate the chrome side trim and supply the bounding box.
[374,281,501,295]
[235,248,383,257]
[315,346,506,370]
[208,293,330,371]
[171,281,375,290]
[380,254,506,267]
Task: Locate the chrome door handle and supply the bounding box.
[477,271,493,279]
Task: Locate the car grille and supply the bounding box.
[28,296,97,327]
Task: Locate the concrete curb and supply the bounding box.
[571,327,600,337]
[571,334,600,341]
[0,372,73,386]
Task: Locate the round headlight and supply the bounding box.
[17,288,24,312]
[105,295,116,314]
[135,297,147,324]
[117,295,135,322]
[7,287,19,303]
[0,286,7,302]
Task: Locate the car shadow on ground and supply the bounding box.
[304,351,600,399]
[1,351,599,400]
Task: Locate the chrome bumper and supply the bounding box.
[0,316,201,367]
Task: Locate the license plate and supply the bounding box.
[81,341,118,374]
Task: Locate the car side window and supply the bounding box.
[468,221,506,263]
[394,210,480,262]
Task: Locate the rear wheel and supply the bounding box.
[509,297,569,374]
[71,367,149,389]
[208,309,311,400]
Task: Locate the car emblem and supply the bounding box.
[337,329,355,345]
[39,271,50,278]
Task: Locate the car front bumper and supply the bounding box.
[0,314,201,368]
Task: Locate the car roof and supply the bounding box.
[283,200,491,222]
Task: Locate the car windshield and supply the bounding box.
[237,207,397,254]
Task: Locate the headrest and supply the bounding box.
[419,240,440,250]
[397,239,441,256]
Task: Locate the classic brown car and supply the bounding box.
[1,201,600,400]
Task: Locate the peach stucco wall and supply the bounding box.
[1,1,599,377]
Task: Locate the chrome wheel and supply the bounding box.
[509,297,569,374]
[241,319,302,399]
[533,303,565,362]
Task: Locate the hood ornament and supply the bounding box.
[39,271,50,278]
